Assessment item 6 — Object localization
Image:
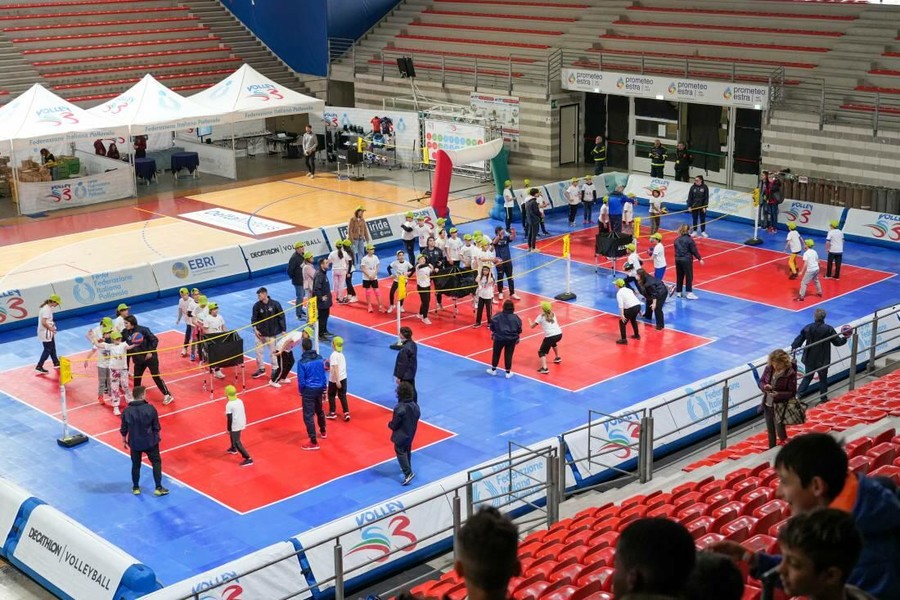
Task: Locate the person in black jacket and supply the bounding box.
[636,269,668,330]
[649,139,667,178]
[312,258,334,341]
[487,300,522,378]
[120,386,168,496]
[791,309,849,401]
[674,224,704,300]
[393,326,418,403]
[591,135,607,175]
[287,242,307,320]
[388,381,420,486]
[523,189,543,252]
[250,287,286,379]
[123,316,173,406]
[687,175,709,238]
[674,141,691,182]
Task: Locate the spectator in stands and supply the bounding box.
[673,141,691,182]
[302,124,318,178]
[711,433,900,599]
[107,142,120,160]
[454,506,520,600]
[612,517,696,599]
[777,509,875,600]
[791,308,848,401]
[684,552,744,600]
[120,386,168,496]
[133,135,147,159]
[39,148,55,164]
[759,348,797,448]
[591,135,607,175]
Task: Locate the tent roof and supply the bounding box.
[0,84,123,147]
[87,74,227,135]
[189,64,324,122]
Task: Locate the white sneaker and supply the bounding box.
[348,296,358,303]
[492,298,499,305]
[180,350,187,357]
[486,368,497,376]
[269,380,281,388]
[505,371,514,379]
[701,232,709,238]
[214,370,226,379]
[113,407,121,416]
[387,305,394,313]
[163,395,174,406]
[511,294,521,300]
[282,377,292,384]
[399,306,405,313]
[686,292,699,300]
[690,231,697,237]
[422,318,432,325]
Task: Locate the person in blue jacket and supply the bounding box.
[487,300,522,378]
[605,186,634,234]
[296,337,327,450]
[712,433,900,600]
[388,381,420,486]
[393,326,418,403]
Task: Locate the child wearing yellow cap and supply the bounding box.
[176,287,196,358]
[502,180,515,230]
[795,239,823,302]
[35,295,61,374]
[825,220,844,280]
[615,278,642,344]
[224,385,252,467]
[113,302,130,334]
[529,301,562,374]
[785,222,803,279]
[202,302,227,379]
[566,177,582,227]
[400,212,416,258]
[93,329,130,415]
[83,317,114,403]
[326,337,350,421]
[360,244,385,313]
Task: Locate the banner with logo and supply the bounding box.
[142,542,308,600]
[842,209,900,247]
[151,246,249,292]
[16,167,136,215]
[323,106,419,167]
[623,175,753,220]
[0,478,31,555]
[0,284,55,328]
[178,140,237,180]
[296,474,466,590]
[562,69,769,109]
[779,200,845,234]
[51,265,158,310]
[180,208,293,236]
[241,230,330,274]
[466,439,557,511]
[470,93,520,151]
[9,505,140,600]
[423,120,487,168]
[664,366,760,439]
[322,208,438,250]
[815,304,900,383]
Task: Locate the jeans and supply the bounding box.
[583,201,594,222]
[302,389,326,442]
[609,214,623,234]
[130,444,162,488]
[766,203,779,229]
[394,443,413,477]
[763,404,788,448]
[37,339,59,368]
[293,284,306,319]
[132,354,170,396]
[418,285,431,317]
[567,204,579,224]
[352,239,367,262]
[798,366,829,401]
[182,324,194,357]
[228,430,251,459]
[505,207,514,231]
[827,253,842,278]
[255,335,277,371]
[491,340,517,372]
[304,153,316,175]
[675,259,694,293]
[96,366,110,396]
[496,262,515,295]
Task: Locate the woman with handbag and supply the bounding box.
[759,349,799,448]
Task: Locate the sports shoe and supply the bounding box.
[795,296,805,302]
[35,366,48,374]
[163,394,174,406]
[486,368,497,376]
[98,395,105,404]
[348,296,358,303]
[399,306,405,313]
[631,335,641,340]
[367,305,374,313]
[401,472,416,486]
[239,458,254,467]
[181,349,187,357]
[492,297,498,304]
[685,293,699,300]
[511,294,521,300]
[154,487,170,497]
[214,370,226,379]
[655,325,664,331]
[226,448,238,454]
[301,441,320,451]
[537,367,550,374]
[505,371,514,379]
[132,487,141,495]
[319,430,327,439]
[282,377,292,384]
[472,323,481,328]
[326,412,337,420]
[616,339,627,345]
[344,413,351,422]
[690,231,697,237]
[113,407,121,416]
[251,368,265,379]
[701,232,709,238]
[553,357,562,364]
[269,380,281,389]
[422,318,432,325]
[387,305,394,313]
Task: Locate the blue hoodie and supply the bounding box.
[606,191,633,217]
[753,474,900,598]
[297,349,327,393]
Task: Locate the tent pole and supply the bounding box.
[9,140,21,216]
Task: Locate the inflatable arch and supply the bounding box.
[429,138,507,220]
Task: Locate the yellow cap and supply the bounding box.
[208,302,218,310]
[788,222,797,230]
[626,243,636,251]
[294,241,304,249]
[110,330,122,340]
[179,287,189,295]
[805,239,815,247]
[304,251,313,259]
[225,385,237,398]
[540,301,552,312]
[117,303,129,312]
[614,278,625,287]
[49,294,61,304]
[198,295,208,306]
[332,336,344,350]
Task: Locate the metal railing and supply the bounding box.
[774,78,900,135]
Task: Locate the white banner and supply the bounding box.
[541,182,566,209]
[142,542,308,600]
[466,439,557,511]
[423,120,487,168]
[180,208,292,236]
[241,230,330,273]
[707,185,754,218]
[16,167,135,215]
[562,68,769,109]
[0,284,56,328]
[0,478,31,550]
[665,367,760,438]
[323,106,420,167]
[842,209,900,246]
[623,174,753,218]
[151,246,248,292]
[322,208,438,250]
[779,200,845,233]
[11,505,138,600]
[51,265,158,309]
[178,140,237,180]
[816,304,900,381]
[470,93,520,151]
[564,410,650,485]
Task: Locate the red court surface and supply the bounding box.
[522,228,894,310]
[0,332,454,514]
[331,285,711,391]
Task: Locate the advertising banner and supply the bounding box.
[562,69,769,109]
[470,93,520,151]
[623,174,753,219]
[151,246,248,291]
[323,208,437,250]
[323,106,420,167]
[779,200,845,234]
[563,409,651,485]
[51,265,158,310]
[423,120,487,168]
[142,542,308,600]
[241,230,330,273]
[16,167,136,215]
[178,140,237,180]
[0,284,55,328]
[180,207,293,236]
[842,209,900,246]
[664,366,760,440]
[0,478,31,553]
[10,505,138,600]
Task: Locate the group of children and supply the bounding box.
[785,220,845,301]
[562,176,635,229]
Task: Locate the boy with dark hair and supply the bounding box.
[777,509,874,600]
[454,506,520,600]
[297,337,327,450]
[612,517,696,599]
[712,433,900,599]
[685,552,744,600]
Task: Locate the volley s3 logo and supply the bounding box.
[783,208,811,224]
[347,515,418,562]
[0,295,28,324]
[599,421,641,459]
[865,218,900,241]
[199,583,243,600]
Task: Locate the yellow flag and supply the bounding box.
[633,216,642,240]
[422,146,430,166]
[397,275,408,301]
[307,296,318,324]
[562,234,570,258]
[357,136,364,153]
[59,357,73,386]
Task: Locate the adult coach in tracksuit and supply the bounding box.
[674,224,704,299]
[687,175,710,237]
[523,189,543,251]
[791,308,848,401]
[123,315,173,405]
[393,326,418,403]
[312,258,334,341]
[297,337,327,450]
[636,269,668,330]
[605,186,633,235]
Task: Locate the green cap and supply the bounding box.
[294,241,304,249]
[650,233,662,240]
[805,239,815,247]
[614,278,625,288]
[405,211,414,218]
[224,385,237,398]
[450,227,458,233]
[303,251,313,259]
[191,287,200,294]
[504,179,512,186]
[341,239,352,247]
[332,336,344,350]
[179,287,189,295]
[788,222,797,230]
[208,302,218,310]
[302,326,314,338]
[626,243,636,251]
[366,243,375,250]
[540,301,552,312]
[110,330,122,340]
[198,295,208,306]
[49,294,61,304]
[117,303,129,312]
[830,220,839,228]
[464,234,473,241]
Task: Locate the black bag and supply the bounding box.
[776,397,807,425]
[204,331,245,368]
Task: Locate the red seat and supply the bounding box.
[563,529,594,547]
[740,487,773,511]
[528,558,562,581]
[518,539,544,560]
[848,455,870,475]
[538,584,578,600]
[548,560,584,584]
[673,492,705,513]
[869,464,900,485]
[642,492,671,510]
[720,516,759,542]
[742,584,762,600]
[618,504,648,525]
[616,495,646,513]
[676,502,710,522]
[698,479,726,496]
[535,541,563,560]
[744,534,779,556]
[725,468,752,484]
[866,442,896,469]
[514,580,552,600]
[588,531,619,551]
[873,428,896,445]
[845,437,874,458]
[581,546,615,567]
[758,468,778,487]
[752,501,788,536]
[704,489,737,511]
[590,517,621,536]
[695,532,725,550]
[768,518,790,538]
[570,580,608,600]
[557,541,590,565]
[684,515,717,539]
[730,476,760,498]
[541,528,570,546]
[575,563,615,589]
[646,503,678,519]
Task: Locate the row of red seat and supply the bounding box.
[396,33,551,50]
[3,16,200,33]
[586,48,818,70]
[21,36,223,56]
[40,56,240,79]
[31,46,228,67]
[625,5,858,21]
[11,25,210,44]
[599,33,832,53]
[432,0,589,8]
[0,6,189,22]
[384,46,537,63]
[409,22,564,36]
[570,59,798,86]
[2,0,166,8]
[422,8,577,22]
[612,19,844,37]
[66,82,212,104]
[50,67,234,91]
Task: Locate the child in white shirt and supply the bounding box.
[83,317,113,402]
[203,302,227,378]
[176,287,195,358]
[648,189,664,235]
[95,330,130,415]
[796,239,822,301]
[445,228,463,267]
[414,216,433,252]
[328,244,351,303]
[326,336,350,421]
[825,220,844,280]
[529,301,563,373]
[474,266,496,327]
[360,244,385,312]
[415,255,434,324]
[648,233,667,280]
[566,178,581,227]
[785,222,803,280]
[225,385,252,466]
[582,177,597,224]
[387,250,413,313]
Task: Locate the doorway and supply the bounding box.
[559,104,579,165]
